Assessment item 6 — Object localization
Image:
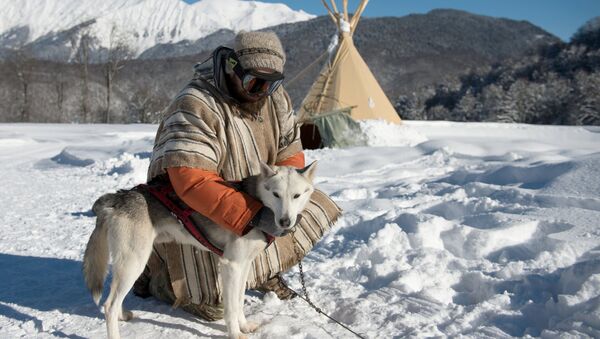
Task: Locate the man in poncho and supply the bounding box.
[133,31,341,320]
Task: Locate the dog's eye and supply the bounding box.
[293,194,300,199]
[273,192,280,198]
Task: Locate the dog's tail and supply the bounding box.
[83,193,115,305]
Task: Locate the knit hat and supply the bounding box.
[233,31,286,73]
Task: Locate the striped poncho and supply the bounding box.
[139,75,341,313]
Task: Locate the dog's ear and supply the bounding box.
[297,161,317,181]
[260,162,277,177]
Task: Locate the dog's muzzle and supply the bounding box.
[280,214,302,236]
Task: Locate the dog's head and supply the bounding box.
[256,161,317,235]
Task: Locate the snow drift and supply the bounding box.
[0,121,599,338]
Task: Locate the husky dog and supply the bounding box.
[83,162,317,339]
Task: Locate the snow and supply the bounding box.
[339,19,351,33]
[1,120,600,338]
[0,0,315,57]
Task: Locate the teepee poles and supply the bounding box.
[342,0,349,22]
[321,0,338,25]
[315,0,352,114]
[351,0,369,33]
[329,0,339,15]
[321,0,370,35]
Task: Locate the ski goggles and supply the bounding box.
[226,52,284,97]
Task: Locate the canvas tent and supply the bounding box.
[297,0,401,148]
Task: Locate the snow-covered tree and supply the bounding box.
[572,70,600,125]
[571,16,600,49]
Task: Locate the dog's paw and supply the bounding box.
[228,334,248,339]
[240,321,260,333]
[119,309,134,321]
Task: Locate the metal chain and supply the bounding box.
[281,236,367,339]
[296,259,323,314]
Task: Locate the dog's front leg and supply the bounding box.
[220,257,246,339]
[238,259,259,334]
[220,230,266,338]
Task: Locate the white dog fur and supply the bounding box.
[83,162,317,339]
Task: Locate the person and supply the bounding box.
[133,31,341,320]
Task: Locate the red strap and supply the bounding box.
[137,182,276,254]
[140,183,225,256]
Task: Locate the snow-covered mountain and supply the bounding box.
[0,0,315,60]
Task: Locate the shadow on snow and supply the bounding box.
[0,253,227,338]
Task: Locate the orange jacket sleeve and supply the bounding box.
[276,151,305,169]
[166,151,305,236]
[167,167,262,236]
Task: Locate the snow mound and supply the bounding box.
[359,120,428,147]
[541,155,600,199]
[92,152,149,185]
[0,137,36,147]
[50,149,95,167]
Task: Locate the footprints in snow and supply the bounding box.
[329,153,580,265]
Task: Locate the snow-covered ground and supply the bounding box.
[1,121,599,338]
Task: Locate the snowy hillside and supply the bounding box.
[1,121,600,338]
[0,0,314,57]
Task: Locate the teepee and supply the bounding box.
[297,0,401,148]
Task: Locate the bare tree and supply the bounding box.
[103,25,133,123]
[6,49,33,122]
[128,87,164,123]
[53,67,67,122]
[72,30,93,123]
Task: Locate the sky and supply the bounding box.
[183,0,600,41]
